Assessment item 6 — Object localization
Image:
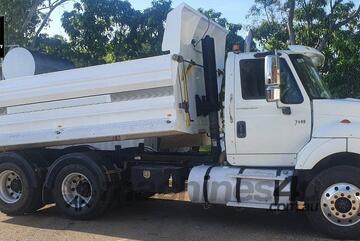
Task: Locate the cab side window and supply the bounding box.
[240,58,303,104]
[240,59,265,99]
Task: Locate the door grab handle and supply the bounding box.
[229,94,233,123]
[237,121,246,138]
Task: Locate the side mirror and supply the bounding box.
[264,55,281,102]
[266,85,280,102]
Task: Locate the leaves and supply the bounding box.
[0,0,41,46]
[4,0,359,99]
[37,1,245,67]
[55,0,172,66]
[249,0,360,98]
[199,8,245,52]
[0,0,70,48]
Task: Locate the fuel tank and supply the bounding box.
[188,165,293,208]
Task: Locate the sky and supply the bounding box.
[45,0,255,37]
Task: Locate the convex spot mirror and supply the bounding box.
[265,55,281,102]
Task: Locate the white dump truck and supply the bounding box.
[0,3,359,239]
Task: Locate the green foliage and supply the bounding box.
[199,8,245,52]
[36,33,91,66]
[51,0,172,67]
[5,0,359,99]
[0,0,41,46]
[249,0,360,98]
[253,21,288,50]
[322,29,360,98]
[34,1,244,68]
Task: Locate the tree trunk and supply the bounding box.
[20,0,43,35]
[30,0,69,48]
[317,2,360,51]
[287,0,296,45]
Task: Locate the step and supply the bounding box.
[226,201,286,210]
[227,174,288,181]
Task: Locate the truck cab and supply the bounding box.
[223,46,360,169]
[188,45,360,239]
[225,47,325,167]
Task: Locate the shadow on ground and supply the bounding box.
[2,199,330,241]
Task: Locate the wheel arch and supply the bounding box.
[293,151,360,201]
[0,151,44,188]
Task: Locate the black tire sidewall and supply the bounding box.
[53,164,107,220]
[305,165,360,239]
[0,162,40,215]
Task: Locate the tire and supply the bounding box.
[305,165,360,239]
[0,161,42,215]
[52,163,110,220]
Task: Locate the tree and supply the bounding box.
[55,1,245,67]
[249,0,360,98]
[287,0,296,44]
[249,0,288,49]
[0,0,41,46]
[31,0,72,48]
[0,0,70,47]
[199,8,245,52]
[316,0,360,51]
[58,0,171,66]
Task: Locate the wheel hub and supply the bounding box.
[0,170,23,204]
[10,178,22,193]
[76,181,91,198]
[335,197,352,213]
[61,173,92,209]
[321,183,360,226]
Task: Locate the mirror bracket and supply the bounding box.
[276,102,291,115]
[282,107,291,115]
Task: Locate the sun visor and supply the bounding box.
[288,45,325,67]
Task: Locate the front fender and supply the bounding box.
[348,138,360,153]
[313,122,360,138]
[295,138,347,170]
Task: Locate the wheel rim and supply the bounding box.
[61,172,92,209]
[0,170,23,204]
[321,183,360,226]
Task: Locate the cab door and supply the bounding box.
[228,54,312,167]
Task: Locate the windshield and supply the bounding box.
[289,54,331,99]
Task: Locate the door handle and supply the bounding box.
[229,94,233,123]
[237,121,246,138]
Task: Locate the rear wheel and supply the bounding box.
[0,170,23,204]
[0,161,42,215]
[53,164,109,219]
[305,166,360,239]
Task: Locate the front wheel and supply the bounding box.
[305,166,360,239]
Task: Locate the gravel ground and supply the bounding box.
[0,199,337,241]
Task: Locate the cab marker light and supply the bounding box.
[340,119,351,124]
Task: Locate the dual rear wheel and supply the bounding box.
[52,164,111,219]
[0,153,115,220]
[0,160,43,215]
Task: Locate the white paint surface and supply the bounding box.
[0,4,227,150]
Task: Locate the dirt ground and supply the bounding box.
[0,198,337,241]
